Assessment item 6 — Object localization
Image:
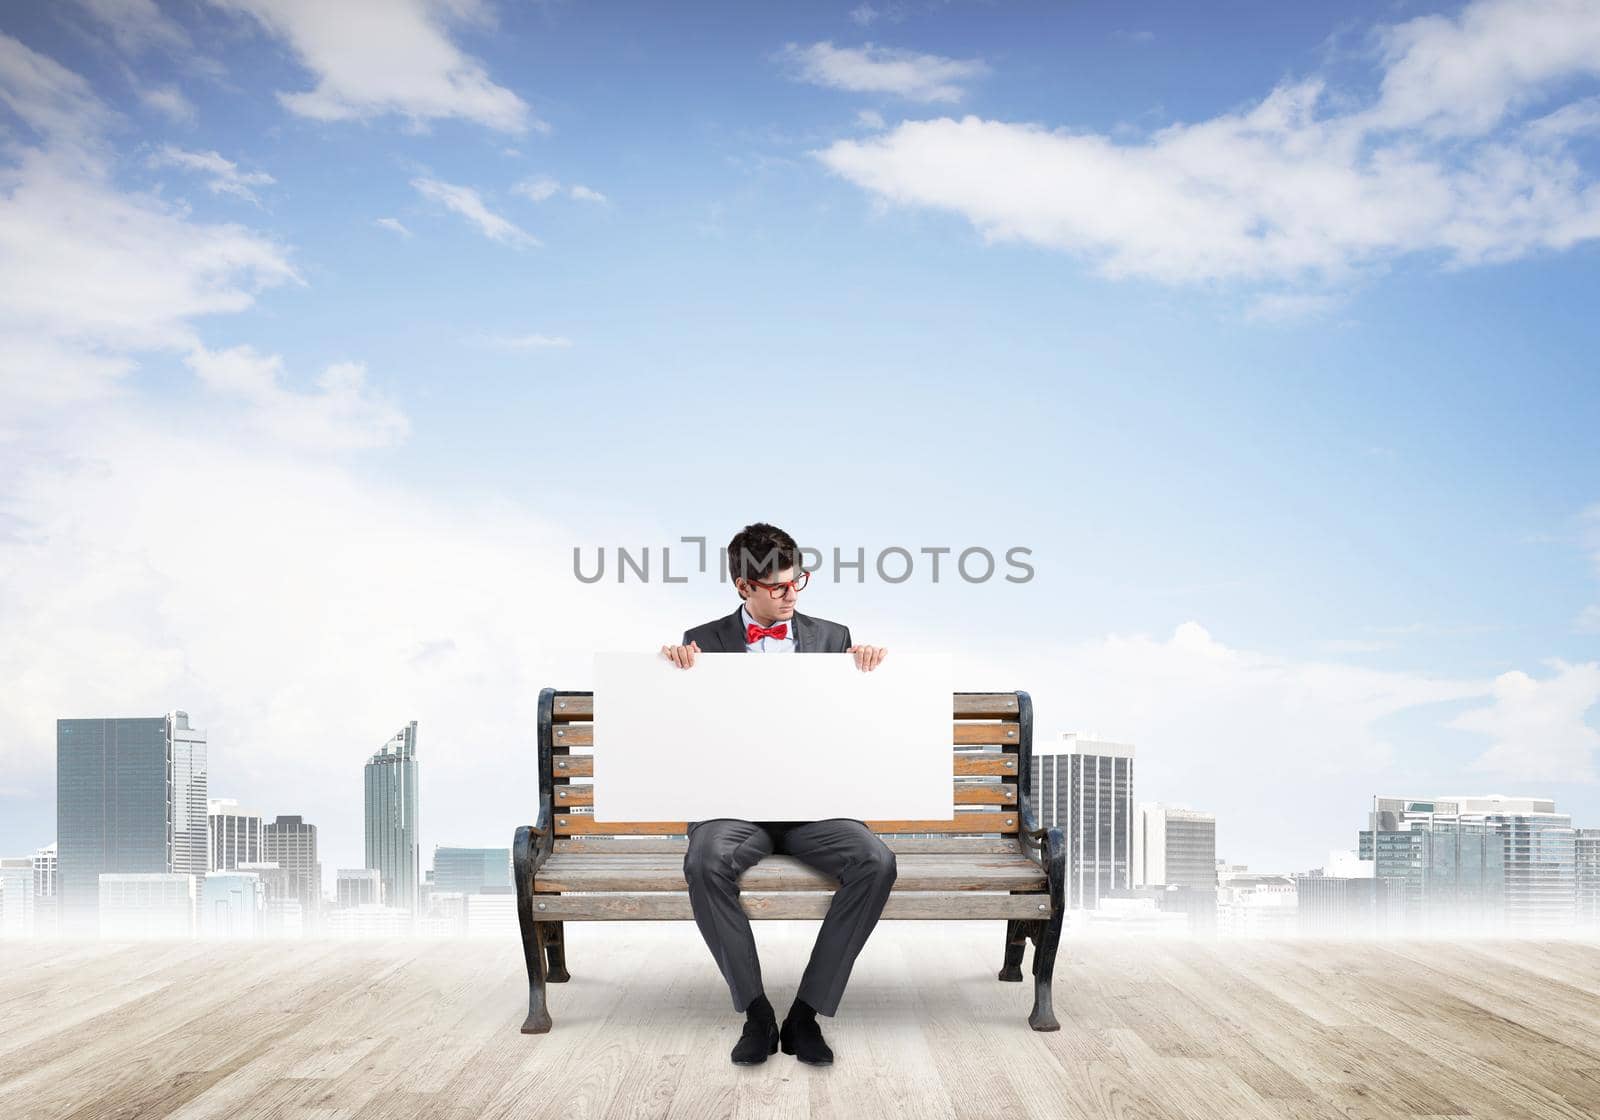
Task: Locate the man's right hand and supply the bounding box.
[660,639,700,668]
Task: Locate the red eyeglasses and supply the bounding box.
[745,571,811,597]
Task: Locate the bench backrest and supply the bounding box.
[537,687,1034,839]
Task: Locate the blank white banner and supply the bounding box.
[591,652,953,822]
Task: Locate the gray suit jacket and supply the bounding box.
[683,607,852,654]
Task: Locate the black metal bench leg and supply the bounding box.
[1029,912,1062,1031]
[1028,827,1065,1032]
[998,919,1027,981]
[514,824,552,1034]
[545,920,570,983]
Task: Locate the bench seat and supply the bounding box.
[535,849,1047,894]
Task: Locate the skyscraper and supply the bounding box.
[365,721,420,913]
[1132,804,1217,889]
[1363,795,1567,932]
[1032,733,1134,909]
[263,815,321,928]
[170,714,208,882]
[336,868,383,908]
[208,799,264,871]
[0,858,35,938]
[432,847,512,895]
[57,712,207,934]
[1578,828,1600,927]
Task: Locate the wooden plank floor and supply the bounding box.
[3,925,1599,1120]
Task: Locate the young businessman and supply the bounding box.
[660,522,891,1067]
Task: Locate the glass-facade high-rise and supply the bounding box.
[365,721,420,913]
[170,714,208,882]
[1031,733,1133,909]
[433,847,512,895]
[1362,795,1571,933]
[1578,828,1600,927]
[57,712,207,935]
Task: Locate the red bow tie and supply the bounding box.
[746,622,789,643]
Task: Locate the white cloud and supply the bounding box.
[374,216,412,237]
[1454,661,1600,782]
[849,5,880,28]
[0,33,405,464]
[512,175,560,202]
[73,0,194,56]
[1245,292,1341,323]
[149,145,276,203]
[778,41,988,104]
[1577,605,1600,633]
[816,0,1600,289]
[568,183,607,204]
[411,177,539,246]
[470,332,572,349]
[936,620,1487,869]
[186,344,410,450]
[209,0,535,133]
[856,108,886,131]
[0,32,114,150]
[0,415,683,886]
[139,84,196,122]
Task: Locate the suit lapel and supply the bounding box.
[792,611,812,652]
[716,606,746,652]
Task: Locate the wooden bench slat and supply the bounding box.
[552,750,1020,780]
[551,692,1022,722]
[553,811,1019,836]
[527,892,1050,921]
[553,721,1020,748]
[551,837,1026,855]
[535,852,1045,893]
[551,781,1016,808]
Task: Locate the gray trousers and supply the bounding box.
[682,818,898,1017]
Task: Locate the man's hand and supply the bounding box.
[848,644,887,671]
[660,639,700,668]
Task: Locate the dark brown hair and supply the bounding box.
[727,522,800,595]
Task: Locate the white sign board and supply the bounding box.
[591,652,953,822]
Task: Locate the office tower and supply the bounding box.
[32,843,58,938]
[200,872,266,938]
[98,873,195,939]
[208,799,263,871]
[1031,733,1133,908]
[170,713,208,881]
[0,858,34,937]
[1132,804,1217,889]
[337,868,383,908]
[57,713,206,934]
[1364,795,1568,932]
[263,816,321,929]
[432,847,513,895]
[365,721,420,913]
[1578,828,1600,926]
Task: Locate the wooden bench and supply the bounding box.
[513,687,1065,1034]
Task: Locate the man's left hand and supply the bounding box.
[847,644,887,671]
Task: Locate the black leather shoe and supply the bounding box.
[731,1017,780,1065]
[779,1014,834,1066]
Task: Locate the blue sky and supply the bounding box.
[2,0,1598,880]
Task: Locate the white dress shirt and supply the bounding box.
[741,604,796,653]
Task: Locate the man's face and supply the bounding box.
[738,565,801,625]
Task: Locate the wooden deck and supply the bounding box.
[3,923,1599,1119]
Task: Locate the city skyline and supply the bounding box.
[2,0,1599,878]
